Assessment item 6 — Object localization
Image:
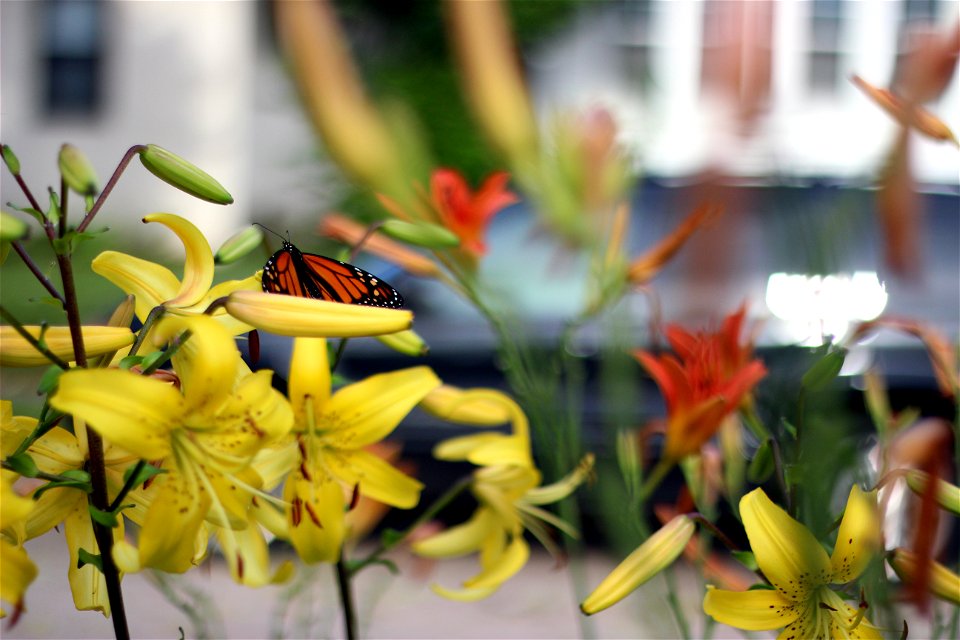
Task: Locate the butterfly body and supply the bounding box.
[262,240,404,309]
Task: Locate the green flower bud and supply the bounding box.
[138,144,234,205]
[905,471,960,516]
[380,219,460,249]
[58,144,99,196]
[2,144,20,175]
[1,210,28,242]
[215,226,264,264]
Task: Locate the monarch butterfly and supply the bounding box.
[261,240,404,309]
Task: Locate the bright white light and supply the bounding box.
[764,271,888,346]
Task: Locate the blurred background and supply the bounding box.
[1,1,958,636]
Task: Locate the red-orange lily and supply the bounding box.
[430,169,518,257]
[634,305,767,460]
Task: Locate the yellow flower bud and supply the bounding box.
[581,515,695,615]
[376,329,429,356]
[889,548,960,605]
[0,326,135,367]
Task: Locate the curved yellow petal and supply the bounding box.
[28,427,83,473]
[51,369,183,460]
[137,472,211,573]
[324,366,440,447]
[284,471,345,564]
[326,449,422,508]
[419,386,514,426]
[1,471,34,529]
[215,516,274,586]
[209,370,294,458]
[740,488,830,601]
[191,274,261,334]
[143,213,214,308]
[225,290,412,338]
[412,508,496,558]
[581,515,695,615]
[1,402,35,458]
[92,250,179,320]
[24,486,80,540]
[889,548,960,606]
[154,315,238,415]
[433,433,509,461]
[0,325,135,367]
[428,583,498,602]
[463,434,533,468]
[830,485,879,583]
[464,534,529,590]
[289,337,330,425]
[702,586,798,631]
[525,454,594,505]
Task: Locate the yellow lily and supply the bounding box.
[49,315,293,576]
[412,388,592,600]
[255,336,440,563]
[1,469,36,619]
[0,325,134,367]
[704,485,882,639]
[92,213,259,333]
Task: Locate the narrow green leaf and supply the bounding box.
[802,348,847,391]
[123,461,166,487]
[747,439,775,484]
[88,505,120,528]
[140,350,167,372]
[119,355,143,370]
[732,550,758,571]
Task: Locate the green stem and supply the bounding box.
[10,241,67,307]
[662,568,691,640]
[335,554,358,640]
[0,461,89,485]
[107,460,146,513]
[76,145,145,234]
[55,252,130,640]
[126,305,166,357]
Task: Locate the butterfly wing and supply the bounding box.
[261,242,404,309]
[300,253,404,309]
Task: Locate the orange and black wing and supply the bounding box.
[262,241,404,309]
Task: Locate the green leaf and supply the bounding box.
[38,365,65,394]
[780,418,797,440]
[747,439,775,484]
[5,452,39,478]
[380,528,404,547]
[88,505,120,528]
[77,548,103,572]
[46,190,61,227]
[33,472,92,498]
[52,227,108,255]
[732,550,758,571]
[123,461,166,487]
[119,355,143,370]
[8,204,45,226]
[801,348,847,391]
[747,582,776,591]
[140,349,167,372]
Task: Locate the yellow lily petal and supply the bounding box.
[433,433,510,461]
[226,290,413,338]
[419,386,514,425]
[325,449,423,508]
[284,471,345,564]
[740,488,831,601]
[289,337,331,424]
[1,402,35,457]
[581,515,695,615]
[65,498,122,615]
[137,473,211,573]
[51,368,183,460]
[462,434,533,468]
[212,369,294,451]
[28,427,83,474]
[375,329,428,356]
[154,315,238,415]
[428,583,498,602]
[0,325,135,367]
[92,250,180,320]
[830,485,880,583]
[702,586,798,631]
[465,534,529,590]
[142,213,215,308]
[194,275,261,333]
[412,508,496,558]
[204,468,257,530]
[24,486,80,540]
[0,539,36,616]
[525,454,594,505]
[215,516,274,587]
[323,366,440,447]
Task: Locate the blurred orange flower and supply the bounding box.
[430,169,518,257]
[634,305,767,460]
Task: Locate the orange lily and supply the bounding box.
[429,169,518,257]
[634,305,766,460]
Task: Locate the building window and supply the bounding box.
[808,0,845,95]
[41,0,104,115]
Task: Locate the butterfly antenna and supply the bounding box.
[253,222,286,243]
